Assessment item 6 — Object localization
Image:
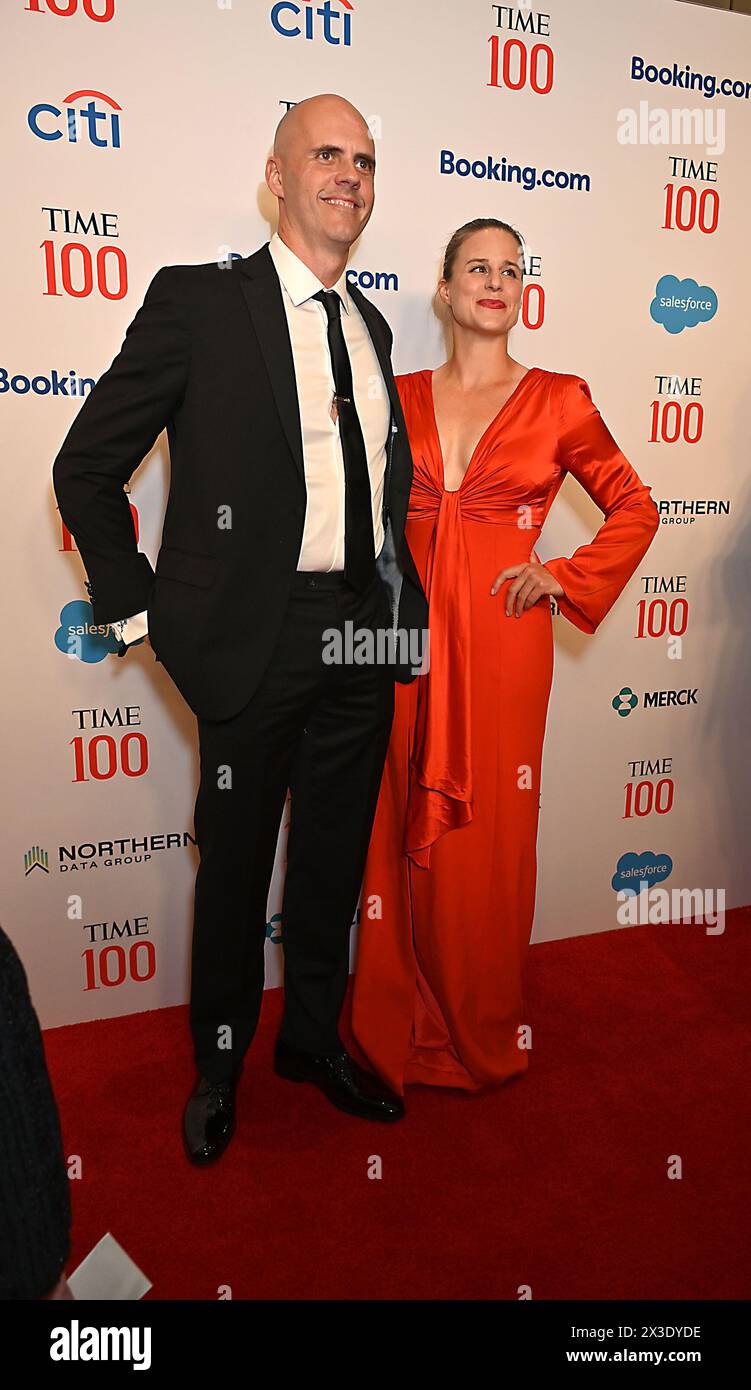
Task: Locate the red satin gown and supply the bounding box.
[350,367,660,1094]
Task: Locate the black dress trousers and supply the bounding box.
[189,569,395,1082]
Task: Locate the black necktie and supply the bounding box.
[313,289,375,591]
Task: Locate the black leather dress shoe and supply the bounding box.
[274,1038,405,1121]
[182,1074,237,1165]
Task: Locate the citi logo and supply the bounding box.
[612,685,698,716]
[271,0,353,45]
[28,89,122,147]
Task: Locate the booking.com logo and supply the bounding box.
[439,148,591,193]
[271,0,353,45]
[650,274,717,335]
[346,268,398,292]
[630,54,751,101]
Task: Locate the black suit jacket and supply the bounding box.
[52,244,428,721]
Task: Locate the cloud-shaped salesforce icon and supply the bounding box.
[650,274,717,335]
[611,850,673,896]
[55,600,121,664]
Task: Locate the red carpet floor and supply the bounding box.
[42,909,751,1300]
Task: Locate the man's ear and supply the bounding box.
[265,155,283,198]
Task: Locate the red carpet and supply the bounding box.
[42,909,750,1300]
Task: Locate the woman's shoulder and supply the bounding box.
[393,369,432,411]
[394,368,431,389]
[538,369,593,416]
[544,368,591,392]
[533,367,588,387]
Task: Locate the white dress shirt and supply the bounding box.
[113,233,390,647]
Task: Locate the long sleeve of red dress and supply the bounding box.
[543,375,660,633]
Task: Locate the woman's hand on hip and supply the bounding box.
[491,558,564,618]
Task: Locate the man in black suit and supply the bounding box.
[53,93,428,1164]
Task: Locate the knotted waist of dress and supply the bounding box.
[404,474,547,870]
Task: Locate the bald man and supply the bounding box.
[53,94,428,1164]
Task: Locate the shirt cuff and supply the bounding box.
[111,610,149,647]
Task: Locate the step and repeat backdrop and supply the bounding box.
[3,0,750,1028]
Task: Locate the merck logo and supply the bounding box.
[271,0,353,45]
[28,90,122,147]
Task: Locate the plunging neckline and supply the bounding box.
[428,365,540,494]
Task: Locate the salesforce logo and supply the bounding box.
[55,600,121,663]
[611,851,673,896]
[650,274,717,334]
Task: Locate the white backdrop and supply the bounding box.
[3,0,750,1027]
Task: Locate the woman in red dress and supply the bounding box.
[350,218,660,1096]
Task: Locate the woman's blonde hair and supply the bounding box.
[442,218,526,281]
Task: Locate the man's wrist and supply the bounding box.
[111,610,150,648]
